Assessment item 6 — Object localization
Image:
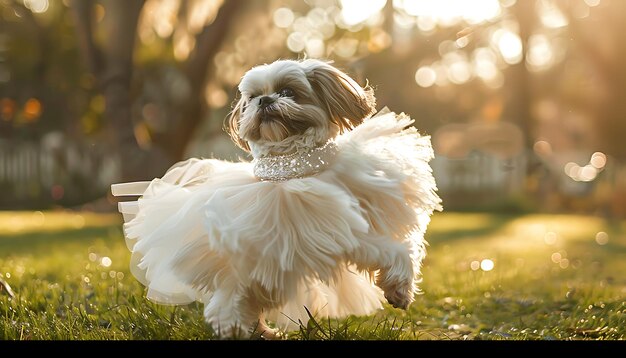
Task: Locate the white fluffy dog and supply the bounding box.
[111,59,442,339]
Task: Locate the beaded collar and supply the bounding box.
[253,141,338,182]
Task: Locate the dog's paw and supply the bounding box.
[250,320,283,340]
[377,272,415,310]
[384,286,413,310]
[259,328,284,340]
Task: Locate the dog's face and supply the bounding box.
[227,59,376,151]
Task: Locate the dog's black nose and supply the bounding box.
[258,96,275,109]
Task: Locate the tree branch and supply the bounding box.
[185,0,244,88]
[166,0,245,158]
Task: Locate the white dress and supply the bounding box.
[111,108,442,330]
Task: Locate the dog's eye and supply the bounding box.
[278,88,295,98]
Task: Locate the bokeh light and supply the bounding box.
[287,32,306,52]
[538,0,569,28]
[23,0,49,14]
[100,257,112,268]
[495,29,523,65]
[24,98,42,122]
[415,66,437,87]
[480,259,494,271]
[527,35,555,71]
[274,7,295,28]
[590,152,607,169]
[595,232,609,245]
[544,232,557,245]
[533,140,553,156]
[470,260,480,271]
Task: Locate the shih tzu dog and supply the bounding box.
[111,59,441,339]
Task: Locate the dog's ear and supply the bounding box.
[303,60,376,133]
[225,94,250,152]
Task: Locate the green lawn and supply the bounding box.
[0,211,624,340]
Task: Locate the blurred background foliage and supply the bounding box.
[1,0,625,217]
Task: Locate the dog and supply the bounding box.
[111,59,442,339]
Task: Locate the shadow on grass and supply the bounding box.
[0,226,120,255]
[0,212,520,252]
[566,238,626,255]
[427,213,517,244]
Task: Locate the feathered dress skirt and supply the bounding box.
[111,109,442,329]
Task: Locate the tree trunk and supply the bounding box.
[69,0,100,76]
[99,0,176,181]
[71,0,247,180]
[506,0,535,148]
[72,0,176,181]
[558,0,626,160]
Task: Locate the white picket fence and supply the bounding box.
[0,133,120,207]
[431,151,528,194]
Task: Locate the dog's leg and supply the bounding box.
[376,244,415,310]
[203,287,250,338]
[244,284,283,340]
[350,239,418,310]
[172,240,265,338]
[203,284,285,339]
[253,312,281,340]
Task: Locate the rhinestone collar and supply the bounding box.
[253,141,339,182]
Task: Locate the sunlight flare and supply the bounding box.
[340,0,387,26]
[397,0,501,26]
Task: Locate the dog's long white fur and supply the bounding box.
[112,60,442,337]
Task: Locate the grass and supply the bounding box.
[0,210,625,340]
